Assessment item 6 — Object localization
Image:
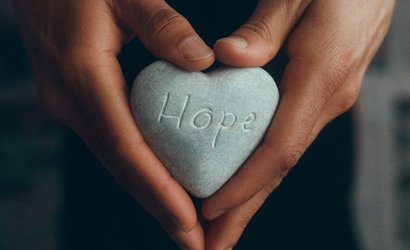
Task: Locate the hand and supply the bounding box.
[202,0,395,249]
[13,0,215,249]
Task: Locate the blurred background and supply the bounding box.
[0,0,409,250]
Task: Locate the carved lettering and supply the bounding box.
[212,111,237,148]
[157,92,258,148]
[158,92,190,129]
[241,112,256,131]
[191,108,213,129]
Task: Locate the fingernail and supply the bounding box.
[217,36,248,49]
[178,36,214,61]
[208,209,227,220]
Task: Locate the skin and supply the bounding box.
[13,0,395,249]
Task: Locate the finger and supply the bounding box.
[203,55,355,219]
[205,183,278,250]
[306,71,363,146]
[62,47,204,248]
[203,1,368,220]
[213,0,311,67]
[48,3,206,248]
[111,0,214,71]
[163,220,205,250]
[202,58,331,219]
[119,166,204,250]
[306,5,395,145]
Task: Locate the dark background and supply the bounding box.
[0,0,409,250]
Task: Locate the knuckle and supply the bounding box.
[338,84,360,111]
[261,182,277,197]
[261,140,298,183]
[285,0,311,20]
[236,208,255,231]
[261,178,285,199]
[237,215,251,231]
[330,51,354,83]
[241,18,273,45]
[316,50,355,101]
[148,8,187,37]
[280,141,305,172]
[327,53,352,87]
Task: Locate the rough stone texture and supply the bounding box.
[131,61,279,198]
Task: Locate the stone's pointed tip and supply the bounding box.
[189,189,215,199]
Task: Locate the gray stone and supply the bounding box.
[131,61,279,198]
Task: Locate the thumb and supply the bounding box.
[112,0,214,71]
[214,0,310,67]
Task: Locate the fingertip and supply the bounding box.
[201,198,228,221]
[173,36,215,71]
[213,34,274,67]
[169,220,205,250]
[178,209,199,233]
[159,181,199,233]
[118,1,215,72]
[204,213,239,250]
[201,200,213,221]
[201,178,246,221]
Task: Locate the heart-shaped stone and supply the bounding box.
[131,61,279,198]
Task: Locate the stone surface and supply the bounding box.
[131,61,279,198]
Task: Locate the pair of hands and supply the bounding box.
[13,0,395,249]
